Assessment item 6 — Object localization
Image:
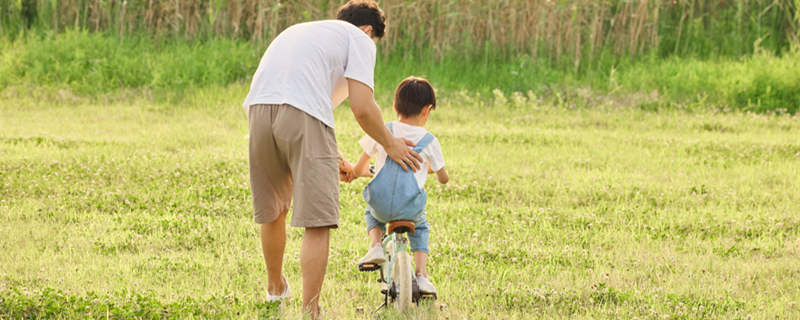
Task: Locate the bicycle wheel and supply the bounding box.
[393,250,413,311]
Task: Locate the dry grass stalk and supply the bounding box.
[8,0,798,62]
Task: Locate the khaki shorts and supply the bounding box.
[248,104,339,228]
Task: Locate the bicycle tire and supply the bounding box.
[394,250,413,311]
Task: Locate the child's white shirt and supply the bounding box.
[359,121,445,189]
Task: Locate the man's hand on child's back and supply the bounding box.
[385,137,423,172]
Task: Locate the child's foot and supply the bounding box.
[357,244,386,267]
[416,274,437,294]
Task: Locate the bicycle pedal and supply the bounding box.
[358,263,380,272]
[420,292,437,300]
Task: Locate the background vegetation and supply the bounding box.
[1,1,800,319]
[2,0,799,62]
[1,0,799,112]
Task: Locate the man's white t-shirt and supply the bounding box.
[359,121,445,189]
[242,20,376,128]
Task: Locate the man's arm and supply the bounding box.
[347,79,423,172]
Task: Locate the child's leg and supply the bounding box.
[414,251,428,276]
[359,206,388,266]
[408,213,430,276]
[368,226,384,248]
[364,206,386,247]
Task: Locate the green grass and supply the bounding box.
[2,84,799,318]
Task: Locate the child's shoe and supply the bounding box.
[357,244,387,267]
[416,274,437,294]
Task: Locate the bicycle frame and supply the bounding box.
[371,231,420,315]
[381,231,408,289]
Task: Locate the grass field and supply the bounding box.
[1,84,799,319]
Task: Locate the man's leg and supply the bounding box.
[260,210,288,296]
[249,104,293,298]
[301,226,330,317]
[273,105,339,317]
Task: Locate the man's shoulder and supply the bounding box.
[288,20,371,48]
[295,20,359,33]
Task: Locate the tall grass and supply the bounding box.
[2,0,799,67]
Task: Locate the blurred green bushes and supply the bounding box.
[0,29,798,113]
[0,30,257,93]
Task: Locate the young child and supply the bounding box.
[353,76,449,294]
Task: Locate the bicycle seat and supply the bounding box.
[387,220,415,234]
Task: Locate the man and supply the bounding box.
[242,0,422,317]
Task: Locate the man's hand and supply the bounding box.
[339,155,355,183]
[384,137,423,172]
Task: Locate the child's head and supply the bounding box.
[394,76,436,121]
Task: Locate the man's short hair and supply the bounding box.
[336,0,386,38]
[394,76,436,117]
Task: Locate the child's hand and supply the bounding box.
[339,156,356,183]
[354,165,374,178]
[352,152,374,180]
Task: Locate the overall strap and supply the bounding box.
[412,133,435,153]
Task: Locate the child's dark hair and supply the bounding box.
[394,76,436,117]
[336,0,386,39]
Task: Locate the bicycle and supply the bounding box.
[359,220,437,314]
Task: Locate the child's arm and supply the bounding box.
[435,167,449,184]
[352,152,374,178]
